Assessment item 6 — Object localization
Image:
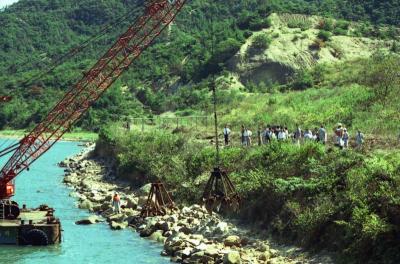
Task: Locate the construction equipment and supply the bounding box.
[0,0,186,243]
[201,72,240,212]
[0,0,186,202]
[141,181,176,217]
[202,167,240,212]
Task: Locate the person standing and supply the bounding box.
[355,130,365,148]
[343,128,350,148]
[274,126,280,139]
[263,125,271,144]
[284,127,289,137]
[335,124,344,149]
[304,129,313,140]
[223,124,231,146]
[319,125,327,145]
[278,128,287,141]
[243,127,252,146]
[314,127,320,142]
[112,192,121,214]
[257,126,263,146]
[241,125,245,146]
[294,125,302,145]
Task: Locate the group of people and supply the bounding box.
[222,123,365,149]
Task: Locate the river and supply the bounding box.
[0,139,168,264]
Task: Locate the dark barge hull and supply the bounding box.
[0,210,61,245]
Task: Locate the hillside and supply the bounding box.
[1,1,400,263]
[0,0,400,131]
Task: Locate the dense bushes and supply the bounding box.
[317,30,332,42]
[96,125,400,262]
[251,34,272,49]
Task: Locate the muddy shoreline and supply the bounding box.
[60,145,334,264]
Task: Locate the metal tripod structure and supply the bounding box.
[141,182,176,217]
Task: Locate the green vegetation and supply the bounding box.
[317,30,332,42]
[90,51,400,263]
[95,126,400,263]
[0,0,400,131]
[251,34,272,49]
[281,14,312,31]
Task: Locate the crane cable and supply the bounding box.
[210,19,220,168]
[0,142,19,158]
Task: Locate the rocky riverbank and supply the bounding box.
[60,145,334,264]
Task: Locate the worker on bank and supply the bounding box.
[223,124,231,146]
[263,125,272,144]
[343,128,350,149]
[257,126,263,145]
[314,127,320,141]
[304,129,313,140]
[335,124,344,149]
[355,130,365,148]
[284,127,290,139]
[278,127,287,141]
[319,125,327,145]
[294,125,302,146]
[240,125,245,146]
[112,192,121,214]
[243,127,252,147]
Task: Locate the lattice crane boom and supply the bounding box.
[0,0,186,199]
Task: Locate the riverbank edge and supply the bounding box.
[60,144,335,264]
[0,130,98,142]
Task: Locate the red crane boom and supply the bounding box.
[0,0,186,199]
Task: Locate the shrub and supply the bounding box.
[318,18,334,31]
[252,34,272,49]
[336,20,350,30]
[243,30,253,39]
[281,14,312,31]
[317,30,332,42]
[333,28,348,36]
[291,70,314,90]
[249,17,272,31]
[309,39,326,50]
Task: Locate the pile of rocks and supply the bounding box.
[60,146,319,264]
[131,204,293,264]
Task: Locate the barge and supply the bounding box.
[0,202,61,246]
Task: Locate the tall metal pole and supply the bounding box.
[212,80,220,167]
[210,20,220,168]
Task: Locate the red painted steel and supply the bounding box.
[0,0,186,199]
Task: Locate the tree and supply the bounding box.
[361,54,400,104]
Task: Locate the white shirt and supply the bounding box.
[304,131,313,139]
[243,130,252,137]
[278,131,287,139]
[223,128,231,135]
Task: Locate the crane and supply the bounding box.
[0,0,187,219]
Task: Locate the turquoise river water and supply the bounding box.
[0,139,168,264]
